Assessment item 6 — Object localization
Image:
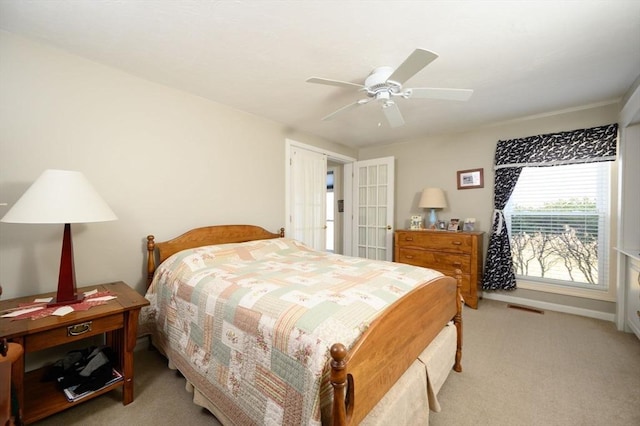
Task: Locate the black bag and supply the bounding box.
[45,345,117,393]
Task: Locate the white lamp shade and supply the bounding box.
[418,187,447,209]
[1,169,117,224]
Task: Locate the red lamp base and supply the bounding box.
[47,223,84,308]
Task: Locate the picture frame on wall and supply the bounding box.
[457,168,484,189]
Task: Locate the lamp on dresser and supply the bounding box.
[0,169,117,306]
[419,187,447,229]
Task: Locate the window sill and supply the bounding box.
[516,279,615,302]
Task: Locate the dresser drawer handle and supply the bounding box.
[404,237,414,241]
[452,262,462,267]
[404,255,414,259]
[68,321,92,336]
[451,241,462,245]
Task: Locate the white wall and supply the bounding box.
[359,103,620,316]
[0,32,356,299]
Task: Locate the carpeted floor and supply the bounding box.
[33,299,640,425]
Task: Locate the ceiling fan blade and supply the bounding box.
[382,101,405,128]
[387,49,439,86]
[321,98,371,121]
[306,77,364,90]
[406,87,474,101]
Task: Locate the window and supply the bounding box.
[504,162,610,290]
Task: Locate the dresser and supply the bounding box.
[395,230,484,309]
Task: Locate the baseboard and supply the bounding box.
[482,292,616,322]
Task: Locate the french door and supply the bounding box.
[349,157,395,261]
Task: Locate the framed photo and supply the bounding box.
[410,215,423,230]
[437,220,447,230]
[457,168,484,190]
[463,218,476,231]
[448,218,460,231]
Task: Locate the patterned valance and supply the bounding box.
[495,123,618,169]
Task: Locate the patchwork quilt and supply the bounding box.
[140,237,442,425]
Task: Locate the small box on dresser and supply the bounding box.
[394,230,484,308]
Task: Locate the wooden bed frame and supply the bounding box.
[146,224,462,426]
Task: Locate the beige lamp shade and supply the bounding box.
[1,169,117,224]
[418,187,447,209]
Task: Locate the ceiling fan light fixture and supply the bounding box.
[306,48,473,128]
[376,91,391,102]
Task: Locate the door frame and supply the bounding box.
[285,139,356,249]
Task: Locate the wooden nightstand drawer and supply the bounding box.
[396,231,472,253]
[397,248,471,273]
[25,313,124,352]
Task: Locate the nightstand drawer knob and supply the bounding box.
[67,321,92,336]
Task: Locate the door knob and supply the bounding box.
[387,225,392,230]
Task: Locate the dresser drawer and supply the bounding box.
[396,231,472,254]
[397,248,471,273]
[25,313,124,352]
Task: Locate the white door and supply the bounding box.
[289,146,327,250]
[351,157,395,261]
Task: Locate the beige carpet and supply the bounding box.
[33,299,640,425]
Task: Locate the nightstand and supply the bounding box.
[0,281,149,424]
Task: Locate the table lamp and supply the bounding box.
[1,170,117,306]
[418,187,447,229]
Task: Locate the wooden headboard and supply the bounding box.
[146,224,285,287]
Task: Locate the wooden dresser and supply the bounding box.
[394,230,484,309]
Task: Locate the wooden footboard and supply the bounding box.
[329,275,461,426]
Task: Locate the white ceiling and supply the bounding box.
[1,1,639,148]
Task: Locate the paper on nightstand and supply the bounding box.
[89,295,117,302]
[1,306,44,317]
[52,306,74,316]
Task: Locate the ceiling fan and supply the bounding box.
[306,48,473,128]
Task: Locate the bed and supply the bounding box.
[140,224,462,425]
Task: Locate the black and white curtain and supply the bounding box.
[482,123,618,291]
